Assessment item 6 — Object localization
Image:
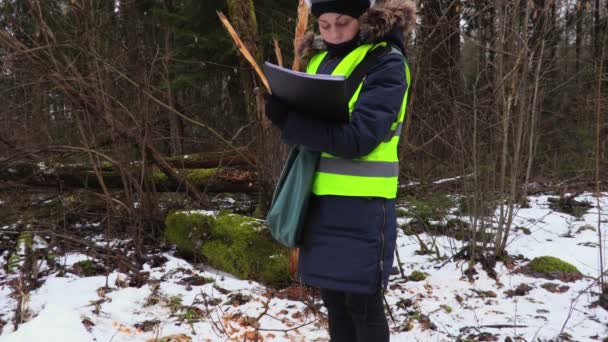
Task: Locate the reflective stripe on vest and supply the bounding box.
[384,121,404,142]
[307,43,411,199]
[318,158,399,177]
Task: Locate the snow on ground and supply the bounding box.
[433,174,473,184]
[387,193,608,341]
[0,193,607,341]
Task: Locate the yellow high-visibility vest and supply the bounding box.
[306,42,410,199]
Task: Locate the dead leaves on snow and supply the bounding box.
[144,334,192,342]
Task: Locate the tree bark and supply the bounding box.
[166,149,256,169]
[575,0,583,77]
[226,0,287,216]
[594,0,600,59]
[163,0,184,156]
[1,163,255,193]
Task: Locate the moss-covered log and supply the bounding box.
[152,168,255,193]
[166,149,256,169]
[164,210,291,287]
[2,163,255,193]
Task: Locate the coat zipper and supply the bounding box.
[379,200,386,293]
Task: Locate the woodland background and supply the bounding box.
[0,0,607,269]
[0,2,608,339]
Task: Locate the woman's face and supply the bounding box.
[318,13,360,44]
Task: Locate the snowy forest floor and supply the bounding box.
[1,191,607,342]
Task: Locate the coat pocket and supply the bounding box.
[316,196,383,241]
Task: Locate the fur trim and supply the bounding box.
[297,0,416,63]
[360,0,416,38]
[304,0,376,8]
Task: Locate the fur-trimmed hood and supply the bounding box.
[297,0,417,63]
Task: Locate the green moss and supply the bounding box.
[251,203,266,219]
[46,251,57,262]
[209,211,265,241]
[185,168,217,186]
[166,295,183,314]
[18,231,34,251]
[76,260,98,277]
[440,304,453,314]
[169,295,182,306]
[181,307,202,323]
[257,250,291,285]
[7,253,22,272]
[164,211,214,256]
[409,270,427,282]
[408,311,424,321]
[200,211,290,287]
[165,210,290,287]
[152,168,217,187]
[201,240,244,276]
[99,161,115,171]
[152,168,169,184]
[7,231,40,273]
[528,256,579,274]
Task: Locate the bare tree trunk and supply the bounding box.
[594,26,606,288]
[594,0,600,59]
[524,41,545,194]
[226,0,287,216]
[476,0,492,69]
[493,0,509,257]
[163,0,183,156]
[409,0,464,180]
[226,0,260,124]
[500,0,531,253]
[575,0,583,77]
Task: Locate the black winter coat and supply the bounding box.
[280,0,416,295]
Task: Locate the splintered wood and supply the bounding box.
[217,11,270,92]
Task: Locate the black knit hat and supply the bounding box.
[305,0,375,18]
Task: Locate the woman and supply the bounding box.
[264,0,416,341]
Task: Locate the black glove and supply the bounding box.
[263,92,288,129]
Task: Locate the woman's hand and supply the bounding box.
[263,93,289,129]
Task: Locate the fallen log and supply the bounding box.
[165,210,291,287]
[166,148,256,169]
[0,163,256,193]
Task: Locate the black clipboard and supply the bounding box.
[263,62,350,123]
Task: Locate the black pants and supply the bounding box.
[320,287,390,342]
